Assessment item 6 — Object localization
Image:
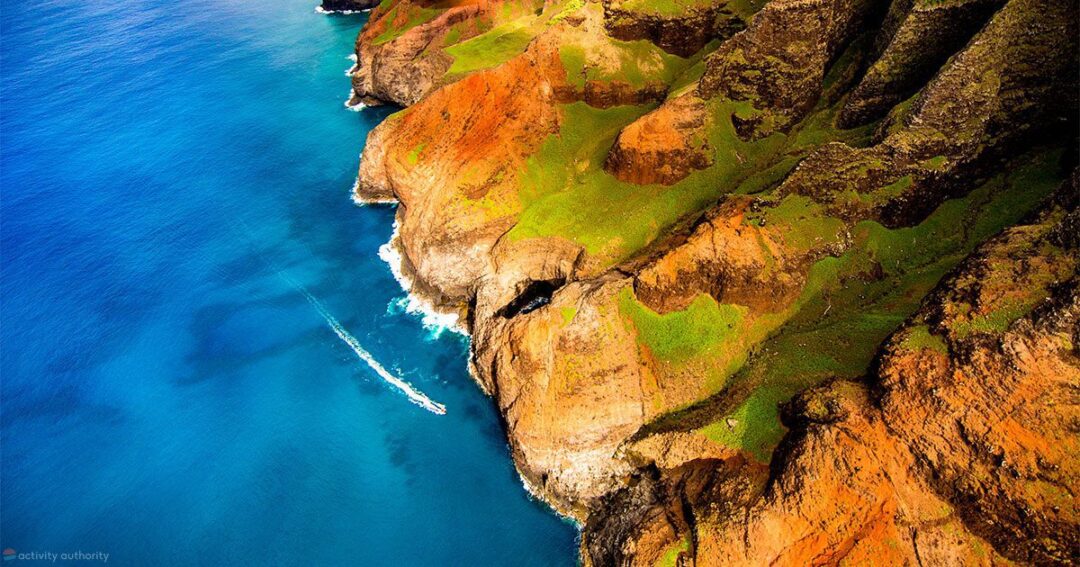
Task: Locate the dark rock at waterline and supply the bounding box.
[320,0,378,13]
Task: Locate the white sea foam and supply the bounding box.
[293,276,444,412]
[351,175,363,203]
[351,176,399,206]
[315,6,371,14]
[229,216,445,415]
[345,89,366,111]
[515,466,582,527]
[278,269,446,415]
[345,54,359,76]
[377,221,466,339]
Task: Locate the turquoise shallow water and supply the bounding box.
[0,0,577,564]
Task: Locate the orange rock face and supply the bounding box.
[357,35,566,301]
[694,187,1079,565]
[604,94,713,185]
[695,382,1014,566]
[877,204,1080,563]
[480,277,646,513]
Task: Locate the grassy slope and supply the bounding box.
[503,97,874,267]
[503,33,875,268]
[684,152,1063,461]
[442,0,558,77]
[444,17,541,75]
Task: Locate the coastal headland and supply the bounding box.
[339,0,1079,562]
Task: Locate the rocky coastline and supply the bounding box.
[344,0,1078,563]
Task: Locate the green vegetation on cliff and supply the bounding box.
[444,15,544,76]
[504,95,870,267]
[655,536,690,567]
[695,150,1065,461]
[618,0,723,17]
[372,5,444,45]
[501,31,877,269]
[619,290,747,364]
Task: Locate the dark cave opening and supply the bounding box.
[497,279,565,319]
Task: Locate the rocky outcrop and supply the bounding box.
[477,277,647,513]
[349,1,464,106]
[349,0,545,106]
[320,0,380,13]
[837,0,1005,127]
[605,0,883,184]
[345,0,1079,562]
[582,457,767,566]
[603,94,713,185]
[693,381,1014,565]
[356,36,564,301]
[696,0,883,138]
[601,0,748,57]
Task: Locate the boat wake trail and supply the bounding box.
[234,219,446,415]
[284,272,447,415]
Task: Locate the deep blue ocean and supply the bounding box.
[0,0,577,564]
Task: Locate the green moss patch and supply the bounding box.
[406,142,426,165]
[655,535,690,567]
[897,324,948,353]
[619,289,747,365]
[952,300,1042,337]
[549,0,586,24]
[444,15,542,75]
[700,385,788,462]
